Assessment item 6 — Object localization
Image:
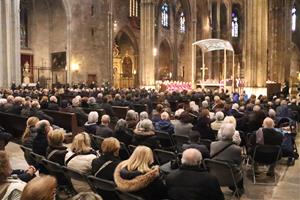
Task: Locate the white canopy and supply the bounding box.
[192,39,234,53]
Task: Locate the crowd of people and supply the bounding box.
[0,84,299,200]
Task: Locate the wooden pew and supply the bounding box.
[132,104,148,114]
[43,110,83,134]
[0,112,27,138]
[112,106,129,120]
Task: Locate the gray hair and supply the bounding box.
[126,110,138,121]
[115,119,127,130]
[268,109,276,118]
[0,98,7,106]
[139,111,149,121]
[215,111,224,121]
[202,100,209,108]
[72,98,80,107]
[72,192,103,200]
[139,119,154,131]
[219,123,235,141]
[49,96,57,103]
[232,103,239,110]
[181,148,202,166]
[88,97,96,104]
[253,105,261,111]
[174,109,184,117]
[88,111,98,123]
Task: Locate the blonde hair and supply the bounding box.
[101,137,120,156]
[21,175,57,200]
[48,129,65,147]
[0,151,11,183]
[124,146,154,173]
[71,132,92,154]
[22,117,39,143]
[223,116,237,128]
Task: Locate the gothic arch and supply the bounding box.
[157,39,174,80]
[115,26,139,54]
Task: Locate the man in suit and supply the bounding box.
[95,115,113,138]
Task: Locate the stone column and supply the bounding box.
[0,0,3,87]
[140,0,156,87]
[244,0,268,87]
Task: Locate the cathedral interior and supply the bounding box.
[0,0,300,91]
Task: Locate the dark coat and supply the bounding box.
[114,162,167,200]
[91,153,121,181]
[114,128,133,146]
[132,130,160,149]
[155,120,174,135]
[84,122,99,135]
[32,131,48,157]
[166,165,224,200]
[247,111,266,132]
[22,127,37,149]
[95,125,114,138]
[46,145,68,166]
[47,102,60,111]
[194,117,215,141]
[7,104,22,115]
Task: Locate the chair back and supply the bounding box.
[90,134,105,151]
[154,149,177,165]
[62,166,88,182]
[203,159,237,187]
[119,142,130,160]
[132,104,148,114]
[128,145,137,154]
[30,152,45,164]
[116,190,145,200]
[155,130,174,148]
[199,139,212,151]
[87,176,118,200]
[173,134,189,152]
[252,145,281,164]
[112,106,129,119]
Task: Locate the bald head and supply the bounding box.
[263,117,275,128]
[101,115,110,126]
[181,148,202,166]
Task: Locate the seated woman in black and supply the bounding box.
[46,129,68,165]
[114,119,133,146]
[92,137,121,181]
[114,146,167,200]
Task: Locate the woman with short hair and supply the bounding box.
[46,129,67,165]
[84,111,99,134]
[114,146,167,200]
[92,137,121,181]
[65,132,97,192]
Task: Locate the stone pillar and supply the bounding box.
[140,0,156,87]
[244,0,268,87]
[0,0,21,88]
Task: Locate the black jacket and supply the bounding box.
[32,131,48,156]
[47,102,59,111]
[91,153,121,181]
[132,130,160,149]
[95,125,114,138]
[84,123,99,135]
[114,128,133,146]
[166,165,224,200]
[46,145,68,166]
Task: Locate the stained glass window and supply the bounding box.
[161,2,169,28]
[292,5,296,32]
[129,0,139,17]
[20,1,28,48]
[179,11,186,33]
[232,12,239,38]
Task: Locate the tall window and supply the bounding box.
[20,1,28,48]
[129,0,139,17]
[179,11,186,33]
[161,2,169,28]
[232,11,239,38]
[292,5,297,32]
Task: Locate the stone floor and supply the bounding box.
[5,137,300,200]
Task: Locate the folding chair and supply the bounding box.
[20,145,34,165]
[199,139,212,151]
[62,166,88,194]
[172,134,189,152]
[155,130,174,149]
[90,134,105,151]
[154,149,177,165]
[119,142,130,160]
[250,145,281,185]
[116,190,145,200]
[204,159,242,199]
[87,175,118,200]
[128,145,137,154]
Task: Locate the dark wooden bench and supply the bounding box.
[0,112,27,137]
[43,110,83,134]
[112,106,129,120]
[133,104,148,114]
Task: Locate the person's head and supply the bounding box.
[0,98,7,106]
[0,151,12,183]
[48,129,65,147]
[280,100,287,106]
[6,95,14,103]
[161,111,170,120]
[31,100,40,109]
[174,108,184,119]
[139,111,149,121]
[137,119,154,131]
[88,97,96,105]
[219,123,235,141]
[22,117,39,143]
[232,103,239,110]
[188,130,200,143]
[101,114,110,126]
[223,116,237,128]
[115,119,127,130]
[101,137,120,156]
[181,148,202,166]
[20,175,57,200]
[88,111,99,124]
[262,117,275,128]
[126,110,138,121]
[200,108,210,118]
[23,100,31,108]
[215,111,224,121]
[72,192,103,200]
[49,96,57,103]
[125,146,154,173]
[72,97,81,107]
[268,109,276,118]
[35,120,52,135]
[71,132,92,154]
[253,105,261,112]
[202,100,209,108]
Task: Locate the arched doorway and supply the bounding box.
[114,29,138,88]
[157,40,172,80]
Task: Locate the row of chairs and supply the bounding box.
[20,145,145,200]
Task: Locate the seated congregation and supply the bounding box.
[0,86,299,200]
